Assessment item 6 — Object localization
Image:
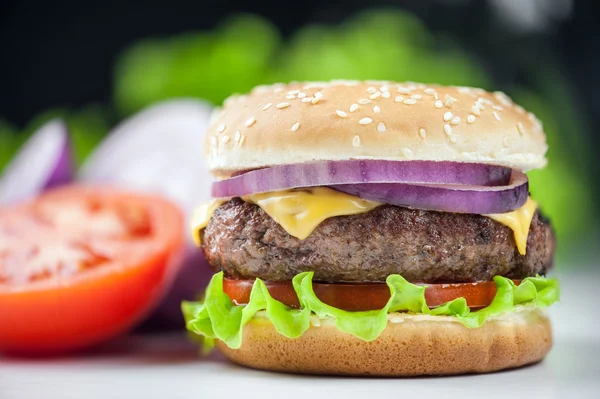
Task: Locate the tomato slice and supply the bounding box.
[223,277,521,311]
[0,185,184,354]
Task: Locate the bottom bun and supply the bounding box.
[217,309,552,376]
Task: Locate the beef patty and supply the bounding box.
[201,198,555,283]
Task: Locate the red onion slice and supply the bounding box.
[211,160,511,198]
[334,170,529,214]
[0,119,73,205]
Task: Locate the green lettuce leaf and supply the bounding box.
[183,272,559,349]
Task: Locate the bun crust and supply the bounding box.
[216,309,552,376]
[206,81,548,177]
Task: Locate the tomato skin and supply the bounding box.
[0,185,185,355]
[223,278,520,312]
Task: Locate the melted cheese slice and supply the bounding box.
[485,197,537,255]
[189,188,380,244]
[243,188,381,240]
[190,199,226,246]
[190,189,536,255]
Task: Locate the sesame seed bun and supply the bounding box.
[205,81,548,178]
[217,308,552,376]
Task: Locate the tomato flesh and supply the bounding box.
[223,277,521,311]
[0,185,184,354]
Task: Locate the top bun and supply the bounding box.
[205,81,547,177]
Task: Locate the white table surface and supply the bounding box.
[1,271,598,399]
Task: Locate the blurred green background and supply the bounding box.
[1,7,597,265]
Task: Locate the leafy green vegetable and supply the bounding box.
[183,272,559,349]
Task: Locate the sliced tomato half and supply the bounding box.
[223,277,520,312]
[0,185,184,354]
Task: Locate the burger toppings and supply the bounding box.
[211,160,513,197]
[205,160,532,252]
[183,271,559,349]
[222,276,516,311]
[200,199,554,283]
[193,186,538,257]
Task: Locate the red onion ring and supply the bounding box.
[334,170,529,214]
[0,119,73,205]
[211,160,511,198]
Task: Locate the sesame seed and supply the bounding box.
[253,84,270,94]
[359,99,371,105]
[450,136,457,143]
[494,91,513,106]
[336,110,347,118]
[234,130,241,141]
[262,103,272,111]
[245,117,256,127]
[239,135,246,146]
[373,105,381,113]
[350,104,359,112]
[311,97,322,104]
[403,99,417,105]
[277,102,290,109]
[445,95,457,107]
[291,122,300,132]
[451,116,461,125]
[493,112,501,122]
[424,88,436,96]
[297,92,306,98]
[443,112,453,122]
[503,137,510,147]
[434,100,443,108]
[221,135,230,144]
[286,95,296,100]
[517,122,525,135]
[475,100,486,110]
[370,92,381,100]
[395,96,404,103]
[471,105,481,116]
[419,128,427,139]
[444,124,452,136]
[402,148,414,159]
[381,91,391,99]
[210,136,217,146]
[367,87,377,94]
[411,94,422,100]
[352,135,361,147]
[515,105,526,114]
[377,122,386,133]
[467,115,476,124]
[492,105,503,111]
[397,87,410,94]
[380,85,389,92]
[288,89,300,95]
[359,117,373,125]
[301,97,312,103]
[216,124,226,133]
[314,91,324,99]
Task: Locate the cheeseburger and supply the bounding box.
[183,81,559,376]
